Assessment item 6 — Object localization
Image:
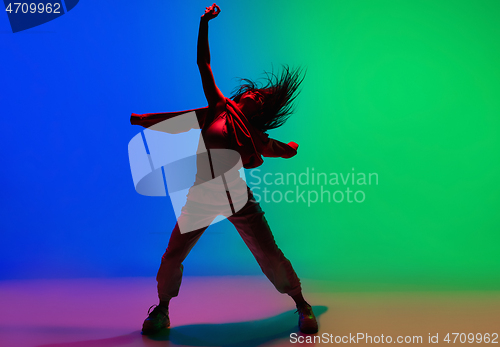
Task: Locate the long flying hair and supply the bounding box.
[230,65,306,132]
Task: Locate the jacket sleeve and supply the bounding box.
[130,107,209,129]
[261,138,298,158]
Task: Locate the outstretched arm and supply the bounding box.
[197,4,225,108]
[130,107,209,128]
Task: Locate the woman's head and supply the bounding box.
[231,65,306,132]
[235,89,266,117]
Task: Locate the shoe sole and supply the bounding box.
[141,326,170,335]
[300,326,319,334]
[142,321,170,335]
[299,321,319,334]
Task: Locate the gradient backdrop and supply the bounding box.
[1,0,499,291]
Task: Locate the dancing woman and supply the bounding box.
[131,3,318,335]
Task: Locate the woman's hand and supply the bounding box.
[288,142,299,151]
[288,142,299,158]
[201,3,221,21]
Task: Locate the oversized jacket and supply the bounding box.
[130,98,297,169]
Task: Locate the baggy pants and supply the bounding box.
[156,187,302,300]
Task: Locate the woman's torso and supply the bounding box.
[194,106,241,184]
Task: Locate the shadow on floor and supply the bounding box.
[37,306,327,347]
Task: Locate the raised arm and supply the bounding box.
[197,4,225,107]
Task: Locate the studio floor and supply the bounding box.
[0,276,499,347]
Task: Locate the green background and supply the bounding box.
[215,0,500,291]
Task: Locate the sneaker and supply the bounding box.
[296,303,318,334]
[142,304,170,335]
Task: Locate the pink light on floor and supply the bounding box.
[3,276,497,347]
[0,276,312,347]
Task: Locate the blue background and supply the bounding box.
[1,1,276,280]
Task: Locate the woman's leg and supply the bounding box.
[156,221,209,304]
[227,188,318,333]
[226,188,302,297]
[143,220,209,335]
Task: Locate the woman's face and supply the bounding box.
[238,90,265,116]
